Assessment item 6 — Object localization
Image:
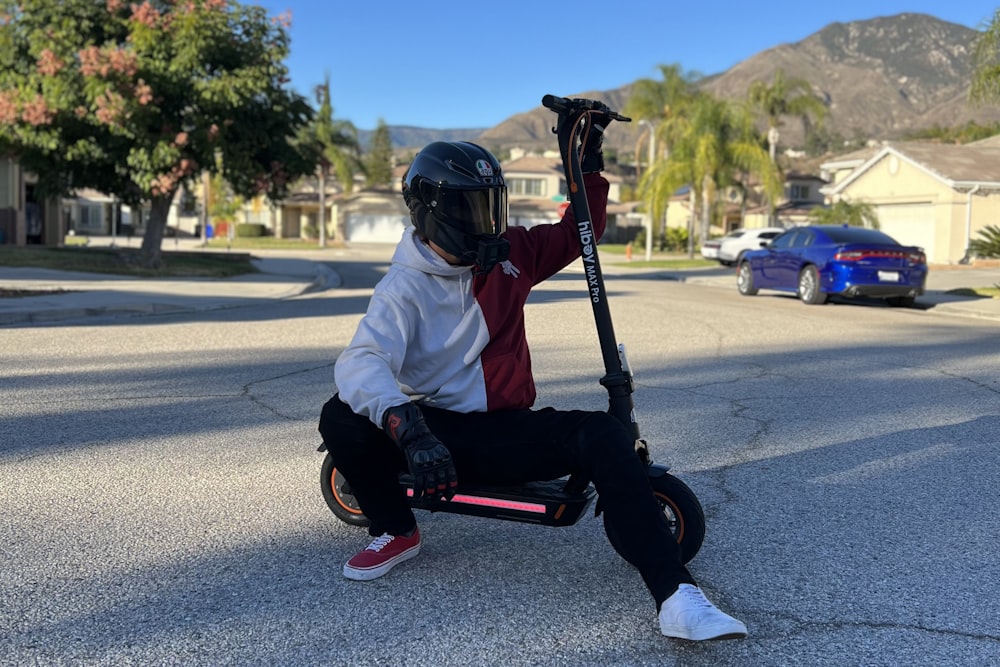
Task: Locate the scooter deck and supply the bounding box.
[403,477,596,527]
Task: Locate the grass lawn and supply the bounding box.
[202,236,344,251]
[0,245,257,278]
[599,244,718,269]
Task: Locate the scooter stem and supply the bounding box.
[544,95,639,442]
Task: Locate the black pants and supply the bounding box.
[319,395,695,607]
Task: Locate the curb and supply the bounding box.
[0,301,196,326]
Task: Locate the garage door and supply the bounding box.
[346,213,409,244]
[875,204,937,262]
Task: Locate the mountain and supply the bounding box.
[698,13,1000,144]
[475,88,633,151]
[383,14,1000,156]
[387,126,487,151]
[358,126,487,153]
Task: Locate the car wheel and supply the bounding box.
[797,266,827,305]
[736,261,758,296]
[886,296,915,308]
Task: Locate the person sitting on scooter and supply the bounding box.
[319,128,748,641]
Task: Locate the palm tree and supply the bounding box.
[970,9,1000,106]
[641,93,782,257]
[748,69,827,163]
[310,74,362,246]
[625,64,700,249]
[625,64,700,173]
[811,199,880,228]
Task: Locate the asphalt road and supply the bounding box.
[2,262,999,666]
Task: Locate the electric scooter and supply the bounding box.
[318,95,706,564]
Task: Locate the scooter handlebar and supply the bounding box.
[541,94,631,122]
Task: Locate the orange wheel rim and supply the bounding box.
[654,491,685,544]
[331,468,364,515]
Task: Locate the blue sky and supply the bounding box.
[255,1,998,131]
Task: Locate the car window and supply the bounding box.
[821,226,898,244]
[759,232,780,240]
[795,230,813,247]
[769,231,795,249]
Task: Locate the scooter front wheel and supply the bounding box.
[320,453,370,527]
[605,472,705,564]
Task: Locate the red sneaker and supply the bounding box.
[342,529,421,581]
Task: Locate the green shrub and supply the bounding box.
[235,223,266,238]
[662,227,688,252]
[633,227,689,252]
[969,225,1000,258]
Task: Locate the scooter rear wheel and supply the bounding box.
[320,454,370,527]
[605,473,705,564]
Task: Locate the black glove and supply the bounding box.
[581,109,613,174]
[382,403,458,501]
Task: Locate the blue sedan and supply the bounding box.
[736,225,928,307]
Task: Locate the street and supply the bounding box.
[2,260,999,666]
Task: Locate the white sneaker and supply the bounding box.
[659,584,748,641]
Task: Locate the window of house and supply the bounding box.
[78,204,103,230]
[790,184,810,200]
[509,178,546,197]
[180,188,198,215]
[244,209,269,225]
[134,206,151,227]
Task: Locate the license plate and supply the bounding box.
[878,270,900,282]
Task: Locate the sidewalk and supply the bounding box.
[0,253,339,326]
[2,242,1000,325]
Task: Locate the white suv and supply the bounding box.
[717,227,785,266]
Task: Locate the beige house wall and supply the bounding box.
[663,197,691,231]
[742,210,769,229]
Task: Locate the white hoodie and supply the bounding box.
[334,173,609,427]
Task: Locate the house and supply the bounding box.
[2,155,206,244]
[336,187,410,244]
[819,146,880,188]
[274,153,635,245]
[269,185,328,240]
[820,141,1000,263]
[0,156,63,245]
[503,153,635,242]
[61,187,199,240]
[661,172,828,242]
[741,173,828,230]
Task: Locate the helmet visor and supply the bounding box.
[435,186,508,236]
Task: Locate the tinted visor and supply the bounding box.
[434,186,508,236]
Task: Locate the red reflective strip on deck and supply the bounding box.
[406,488,547,514]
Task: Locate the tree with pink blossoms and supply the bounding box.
[0,0,315,267]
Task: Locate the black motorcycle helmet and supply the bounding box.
[402,141,510,273]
